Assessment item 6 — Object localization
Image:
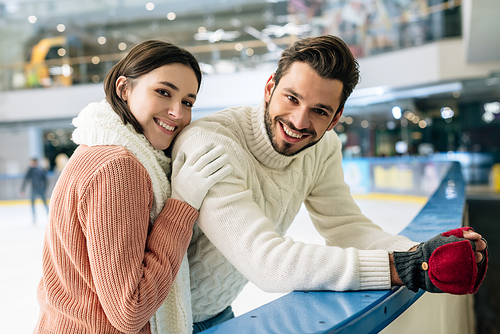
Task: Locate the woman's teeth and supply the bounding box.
[283,124,303,138]
[156,119,175,131]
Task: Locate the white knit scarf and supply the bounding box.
[72,100,192,334]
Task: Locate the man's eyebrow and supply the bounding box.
[315,103,334,114]
[283,87,303,100]
[283,87,333,114]
[158,81,197,99]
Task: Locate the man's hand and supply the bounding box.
[390,227,488,294]
[463,229,487,264]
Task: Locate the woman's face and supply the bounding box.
[117,63,198,150]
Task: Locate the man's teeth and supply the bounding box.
[283,124,303,138]
[156,119,175,131]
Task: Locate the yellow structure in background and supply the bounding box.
[491,164,500,192]
[25,36,72,88]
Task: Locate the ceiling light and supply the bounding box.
[392,106,402,119]
[441,107,454,119]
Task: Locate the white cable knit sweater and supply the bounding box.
[172,101,417,322]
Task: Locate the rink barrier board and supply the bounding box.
[201,161,464,333]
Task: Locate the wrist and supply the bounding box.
[393,244,427,292]
[390,253,403,286]
[170,190,201,211]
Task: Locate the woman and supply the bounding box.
[34,40,231,334]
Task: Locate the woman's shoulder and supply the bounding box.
[73,144,137,160]
[67,145,147,178]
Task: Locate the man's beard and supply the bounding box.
[264,102,320,157]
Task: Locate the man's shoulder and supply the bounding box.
[188,105,251,131]
[174,105,253,149]
[311,129,342,158]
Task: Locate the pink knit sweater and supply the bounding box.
[34,145,198,334]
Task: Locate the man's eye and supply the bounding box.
[287,95,298,103]
[314,109,327,116]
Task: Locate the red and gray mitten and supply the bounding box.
[393,227,488,295]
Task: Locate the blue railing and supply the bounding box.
[201,161,464,333]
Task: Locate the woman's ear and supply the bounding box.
[115,76,128,101]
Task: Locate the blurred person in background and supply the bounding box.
[33,40,231,334]
[20,158,49,224]
[172,35,488,332]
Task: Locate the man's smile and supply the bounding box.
[279,121,312,144]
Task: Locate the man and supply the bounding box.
[171,35,487,332]
[20,158,49,224]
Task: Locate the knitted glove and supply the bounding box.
[171,143,232,210]
[393,227,488,295]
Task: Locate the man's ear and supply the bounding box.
[327,108,344,131]
[264,73,276,103]
[115,76,128,101]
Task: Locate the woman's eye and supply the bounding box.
[157,89,170,97]
[183,101,194,107]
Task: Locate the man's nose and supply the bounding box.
[289,107,310,130]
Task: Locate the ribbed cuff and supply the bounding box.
[153,198,199,243]
[358,250,392,290]
[393,246,426,292]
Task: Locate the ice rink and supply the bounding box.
[0,195,425,333]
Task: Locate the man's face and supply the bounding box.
[264,61,344,156]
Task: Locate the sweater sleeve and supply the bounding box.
[78,154,198,333]
[305,133,417,252]
[174,130,402,293]
[303,133,418,289]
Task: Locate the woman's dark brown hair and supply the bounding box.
[103,40,202,134]
[274,35,360,115]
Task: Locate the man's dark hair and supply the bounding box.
[274,35,360,115]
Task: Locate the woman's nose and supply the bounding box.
[168,102,183,119]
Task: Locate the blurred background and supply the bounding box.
[0,0,499,195]
[1,0,500,333]
[1,0,500,199]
